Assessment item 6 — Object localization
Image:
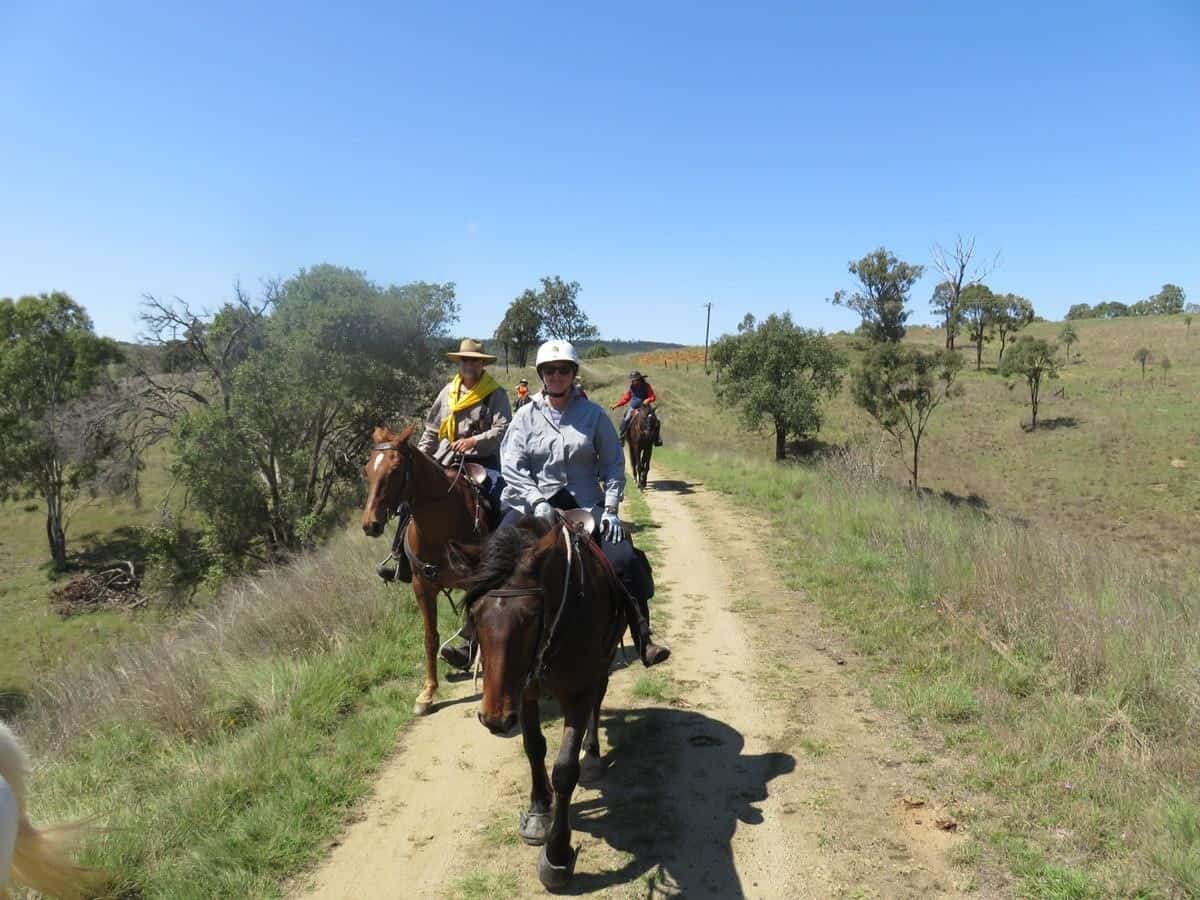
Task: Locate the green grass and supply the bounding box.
[15,529,427,898]
[447,870,520,900]
[632,313,1200,571]
[631,673,677,703]
[579,319,1200,895]
[0,443,199,703]
[642,439,1198,896]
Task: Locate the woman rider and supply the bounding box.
[498,340,668,667]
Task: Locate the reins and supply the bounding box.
[371,440,488,585]
[471,518,584,688]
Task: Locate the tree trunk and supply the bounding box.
[998,333,1007,362]
[911,435,921,492]
[1030,378,1040,430]
[46,497,67,570]
[775,425,786,461]
[975,338,983,371]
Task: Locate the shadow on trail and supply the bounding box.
[565,706,794,897]
[647,480,700,495]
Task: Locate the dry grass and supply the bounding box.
[23,530,405,754]
[7,528,428,897]
[619,313,1200,571]
[569,323,1200,894]
[656,436,1200,895]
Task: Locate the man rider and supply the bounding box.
[611,371,662,446]
[388,339,510,584]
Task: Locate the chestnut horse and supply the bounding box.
[626,404,659,491]
[463,513,626,891]
[361,425,491,715]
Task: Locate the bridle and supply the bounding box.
[370,441,413,511]
[371,439,488,590]
[470,519,584,688]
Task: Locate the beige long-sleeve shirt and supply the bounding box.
[417,381,512,461]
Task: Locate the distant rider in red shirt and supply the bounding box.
[611,370,661,446]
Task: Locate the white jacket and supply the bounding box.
[500,389,624,519]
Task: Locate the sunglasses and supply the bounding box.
[541,365,574,376]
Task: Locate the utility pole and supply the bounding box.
[703,301,713,373]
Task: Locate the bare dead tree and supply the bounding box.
[930,235,1000,350]
[137,280,278,411]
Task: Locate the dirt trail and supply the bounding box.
[295,472,985,898]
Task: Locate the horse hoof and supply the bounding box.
[412,700,432,716]
[537,845,578,891]
[518,809,551,846]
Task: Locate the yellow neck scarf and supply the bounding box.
[437,372,500,443]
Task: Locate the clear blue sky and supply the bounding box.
[2,1,1197,345]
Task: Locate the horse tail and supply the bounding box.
[1,724,102,899]
[12,818,100,899]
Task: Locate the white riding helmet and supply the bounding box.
[534,340,580,371]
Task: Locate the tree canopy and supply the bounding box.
[0,292,126,566]
[139,266,458,563]
[711,313,845,460]
[959,284,997,370]
[537,276,598,344]
[999,337,1059,430]
[831,247,923,343]
[992,293,1035,362]
[851,344,963,490]
[494,289,543,368]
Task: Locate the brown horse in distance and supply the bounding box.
[361,424,490,715]
[626,404,659,491]
[464,515,627,891]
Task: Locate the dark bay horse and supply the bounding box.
[627,404,659,491]
[463,514,626,891]
[361,425,491,715]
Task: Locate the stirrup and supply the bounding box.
[438,629,475,671]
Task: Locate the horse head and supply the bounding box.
[645,406,661,442]
[464,520,565,735]
[361,424,418,537]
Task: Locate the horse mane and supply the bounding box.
[462,518,554,608]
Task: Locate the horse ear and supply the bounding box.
[372,425,390,443]
[397,424,416,443]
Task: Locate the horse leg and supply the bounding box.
[518,684,552,846]
[583,675,607,762]
[627,438,639,488]
[538,692,590,890]
[411,576,439,715]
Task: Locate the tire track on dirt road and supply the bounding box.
[293,471,982,898]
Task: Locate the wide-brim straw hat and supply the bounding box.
[446,338,496,363]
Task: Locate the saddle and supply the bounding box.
[446,461,489,487]
[558,508,596,535]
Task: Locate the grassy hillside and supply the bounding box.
[596,319,1200,896]
[638,312,1200,569]
[0,443,190,709]
[18,529,430,898]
